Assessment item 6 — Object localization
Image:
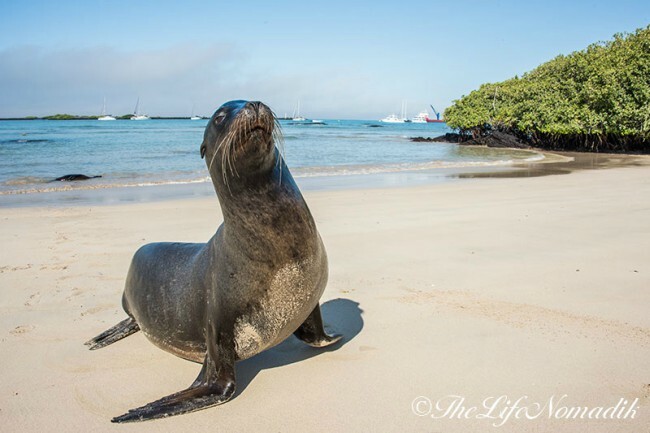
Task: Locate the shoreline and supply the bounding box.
[2,150,648,208]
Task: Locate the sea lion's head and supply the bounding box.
[201,100,280,186]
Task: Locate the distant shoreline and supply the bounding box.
[411,131,650,155]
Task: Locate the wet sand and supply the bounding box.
[458,150,650,178]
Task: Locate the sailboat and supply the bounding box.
[402,100,411,123]
[190,105,202,120]
[130,98,150,120]
[292,100,306,122]
[380,100,409,123]
[97,98,116,121]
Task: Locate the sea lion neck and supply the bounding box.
[213,153,302,224]
[210,146,283,197]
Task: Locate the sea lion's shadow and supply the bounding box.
[235,298,363,396]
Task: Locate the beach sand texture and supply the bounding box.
[1,164,649,432]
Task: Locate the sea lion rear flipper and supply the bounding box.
[85,317,140,350]
[112,332,236,422]
[294,304,342,347]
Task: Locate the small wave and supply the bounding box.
[0,176,212,196]
[0,139,51,144]
[3,176,52,186]
[523,153,546,163]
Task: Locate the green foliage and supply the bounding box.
[444,26,650,152]
[43,114,78,120]
[42,114,101,120]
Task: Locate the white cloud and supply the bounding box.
[0,44,242,117]
[0,43,437,119]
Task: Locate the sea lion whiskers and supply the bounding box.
[272,117,284,184]
[207,118,232,172]
[221,128,238,191]
[221,141,230,190]
[210,103,279,191]
[210,119,240,190]
[228,114,248,177]
[207,132,228,186]
[272,116,284,157]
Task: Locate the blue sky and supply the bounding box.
[0,0,648,118]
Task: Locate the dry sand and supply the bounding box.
[1,162,649,432]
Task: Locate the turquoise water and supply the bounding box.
[0,118,542,197]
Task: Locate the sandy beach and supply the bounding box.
[1,161,649,432]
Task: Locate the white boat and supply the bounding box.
[411,110,428,123]
[98,98,116,121]
[380,100,409,123]
[130,98,150,120]
[292,100,307,121]
[379,113,404,123]
[190,105,202,120]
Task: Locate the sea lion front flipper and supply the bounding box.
[112,340,236,423]
[293,304,342,348]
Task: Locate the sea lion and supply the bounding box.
[51,174,102,182]
[85,100,341,423]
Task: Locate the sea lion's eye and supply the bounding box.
[215,114,226,125]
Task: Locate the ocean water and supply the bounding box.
[0,118,543,199]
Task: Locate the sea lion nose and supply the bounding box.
[245,101,262,114]
[243,101,272,129]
